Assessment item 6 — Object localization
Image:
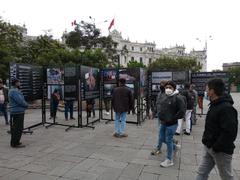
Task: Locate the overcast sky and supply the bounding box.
[1,0,239,71]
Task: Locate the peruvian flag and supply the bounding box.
[71,20,77,26]
[108,18,114,31]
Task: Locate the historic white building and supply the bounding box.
[110,30,207,71]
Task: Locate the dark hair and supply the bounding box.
[184,82,190,89]
[0,79,3,83]
[207,78,225,96]
[119,78,126,85]
[165,81,176,90]
[53,89,59,93]
[11,78,20,86]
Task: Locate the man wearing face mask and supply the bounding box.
[8,78,28,148]
[196,78,238,180]
[155,81,185,167]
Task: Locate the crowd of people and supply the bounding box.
[0,77,238,180]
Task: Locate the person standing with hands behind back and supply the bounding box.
[8,78,28,148]
[196,78,238,180]
[112,78,133,138]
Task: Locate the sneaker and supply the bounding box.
[11,144,26,148]
[160,159,174,167]
[113,133,120,138]
[5,122,9,125]
[175,132,180,136]
[120,133,128,138]
[174,144,181,152]
[70,117,75,120]
[65,118,68,121]
[150,148,161,155]
[105,112,110,115]
[184,131,191,135]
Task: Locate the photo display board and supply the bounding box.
[80,65,100,100]
[119,68,140,97]
[172,71,189,83]
[140,68,147,97]
[191,72,229,95]
[151,71,172,96]
[47,68,64,85]
[10,63,43,101]
[32,66,43,100]
[102,69,118,98]
[64,66,78,101]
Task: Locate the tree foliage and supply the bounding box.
[127,60,146,68]
[148,56,201,72]
[63,21,117,62]
[227,67,240,85]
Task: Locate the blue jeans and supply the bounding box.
[158,123,178,160]
[64,101,74,119]
[196,146,234,180]
[114,112,127,135]
[0,104,8,124]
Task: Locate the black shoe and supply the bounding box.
[65,118,68,121]
[11,144,26,148]
[175,132,180,136]
[184,132,191,136]
[5,122,9,125]
[70,117,75,120]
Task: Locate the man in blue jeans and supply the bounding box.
[111,78,133,138]
[154,81,185,167]
[196,79,238,180]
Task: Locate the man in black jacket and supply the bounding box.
[196,78,238,180]
[112,78,133,138]
[0,79,9,125]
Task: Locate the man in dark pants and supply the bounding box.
[196,78,238,180]
[8,78,28,148]
[64,100,75,120]
[0,79,9,125]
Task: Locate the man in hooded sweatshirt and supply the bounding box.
[155,81,185,167]
[196,78,238,180]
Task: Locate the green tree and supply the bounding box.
[127,60,146,68]
[148,56,201,72]
[228,67,240,85]
[0,17,24,80]
[63,20,117,65]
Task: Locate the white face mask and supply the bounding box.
[165,88,173,95]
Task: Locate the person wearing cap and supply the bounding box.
[8,78,28,148]
[155,81,185,167]
[111,78,133,138]
[0,79,9,125]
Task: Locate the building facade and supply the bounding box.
[110,30,207,71]
[223,62,240,71]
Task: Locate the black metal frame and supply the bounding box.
[100,68,147,125]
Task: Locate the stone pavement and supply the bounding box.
[0,93,239,180]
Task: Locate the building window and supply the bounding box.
[140,47,142,51]
[140,57,143,63]
[149,58,152,64]
[131,57,134,61]
[132,46,134,51]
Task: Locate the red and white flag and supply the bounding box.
[71,20,77,26]
[108,18,114,31]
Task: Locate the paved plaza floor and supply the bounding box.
[0,93,239,180]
